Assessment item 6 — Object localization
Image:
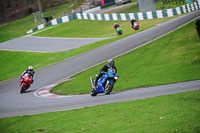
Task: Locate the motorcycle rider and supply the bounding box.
[114,23,120,33]
[130,19,137,28]
[94,59,117,86]
[21,66,35,84]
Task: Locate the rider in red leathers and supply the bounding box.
[21,66,35,84]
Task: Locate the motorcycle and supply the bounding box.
[20,73,32,93]
[132,21,139,30]
[90,69,119,96]
[116,27,123,35]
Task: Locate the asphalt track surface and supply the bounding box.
[0,36,109,52]
[0,11,200,118]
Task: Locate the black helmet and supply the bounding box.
[108,59,114,67]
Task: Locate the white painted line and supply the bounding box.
[0,48,51,53]
[26,36,113,40]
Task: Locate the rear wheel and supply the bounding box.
[105,80,114,95]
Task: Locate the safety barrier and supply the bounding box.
[26,2,200,34]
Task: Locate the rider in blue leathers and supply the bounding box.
[94,59,117,86]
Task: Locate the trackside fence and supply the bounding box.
[26,2,200,34]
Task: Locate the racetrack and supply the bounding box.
[0,36,110,52]
[0,10,200,118]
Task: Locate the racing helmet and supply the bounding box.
[108,59,114,67]
[28,66,33,71]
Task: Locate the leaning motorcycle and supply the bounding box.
[132,21,139,30]
[20,73,32,93]
[116,27,123,35]
[90,69,119,96]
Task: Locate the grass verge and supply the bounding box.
[0,90,200,132]
[0,1,83,43]
[33,17,172,38]
[51,21,200,95]
[0,17,178,81]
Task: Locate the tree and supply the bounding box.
[37,0,42,12]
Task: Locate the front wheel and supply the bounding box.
[105,80,114,95]
[90,88,97,96]
[20,84,26,94]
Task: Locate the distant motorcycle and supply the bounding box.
[20,73,32,93]
[90,68,119,96]
[116,27,123,35]
[132,21,139,30]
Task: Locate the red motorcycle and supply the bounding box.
[132,21,139,30]
[20,73,32,93]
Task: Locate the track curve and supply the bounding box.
[0,36,110,52]
[0,11,200,118]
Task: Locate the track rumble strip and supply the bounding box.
[35,82,89,98]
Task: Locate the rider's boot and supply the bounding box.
[94,80,97,87]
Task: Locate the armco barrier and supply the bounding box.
[26,2,200,34]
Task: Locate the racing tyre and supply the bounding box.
[20,84,26,94]
[90,88,97,96]
[105,80,114,95]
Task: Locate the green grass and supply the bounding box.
[0,15,38,43]
[34,20,119,38]
[0,51,60,81]
[33,20,137,38]
[0,0,192,43]
[0,90,200,132]
[0,17,177,81]
[51,21,200,95]
[33,16,178,38]
[0,1,83,43]
[43,0,84,17]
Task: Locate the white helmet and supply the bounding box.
[28,66,33,71]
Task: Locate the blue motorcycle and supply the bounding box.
[90,69,119,96]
